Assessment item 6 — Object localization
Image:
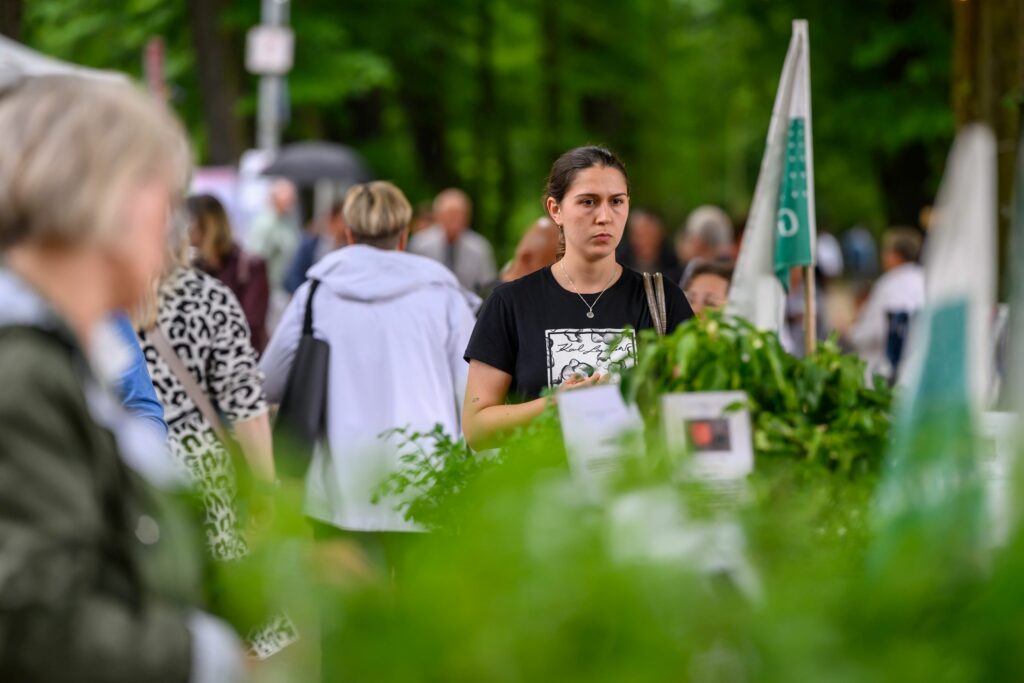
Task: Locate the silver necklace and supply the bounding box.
[558,260,618,319]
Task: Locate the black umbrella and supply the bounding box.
[262,141,373,187]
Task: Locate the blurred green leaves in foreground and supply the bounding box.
[209,315,1024,682]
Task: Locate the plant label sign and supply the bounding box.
[558,384,644,495]
[662,391,754,481]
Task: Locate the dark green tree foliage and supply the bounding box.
[21,0,953,253]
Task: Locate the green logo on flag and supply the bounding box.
[774,117,813,290]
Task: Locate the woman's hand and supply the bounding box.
[556,371,607,393]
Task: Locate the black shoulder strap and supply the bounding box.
[303,279,321,336]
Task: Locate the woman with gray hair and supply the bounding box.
[0,76,245,682]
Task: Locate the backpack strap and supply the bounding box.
[642,272,667,337]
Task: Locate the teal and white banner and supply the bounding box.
[871,126,996,568]
[727,20,816,329]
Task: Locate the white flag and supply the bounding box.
[726,20,816,332]
[900,125,996,410]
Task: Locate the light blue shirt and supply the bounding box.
[110,313,168,440]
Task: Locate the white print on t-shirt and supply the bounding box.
[545,328,637,388]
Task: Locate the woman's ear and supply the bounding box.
[342,226,356,246]
[545,196,561,226]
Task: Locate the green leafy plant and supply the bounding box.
[373,425,500,533]
[623,312,893,474]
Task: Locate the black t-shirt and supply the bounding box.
[464,266,694,401]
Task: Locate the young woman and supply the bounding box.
[463,146,694,449]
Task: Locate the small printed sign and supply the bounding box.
[558,384,644,496]
[662,391,754,481]
[246,25,295,75]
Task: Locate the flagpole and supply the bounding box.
[803,265,816,354]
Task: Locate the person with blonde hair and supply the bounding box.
[188,193,270,350]
[262,181,478,544]
[0,76,245,682]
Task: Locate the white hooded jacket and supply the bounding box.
[260,245,479,532]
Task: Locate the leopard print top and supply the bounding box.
[139,266,268,561]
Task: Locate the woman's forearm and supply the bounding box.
[464,396,548,450]
[233,412,276,482]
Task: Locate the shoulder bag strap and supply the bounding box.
[654,272,667,337]
[642,272,666,337]
[303,279,321,335]
[150,327,230,443]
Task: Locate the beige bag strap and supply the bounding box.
[150,327,230,443]
[642,272,667,337]
[654,272,667,335]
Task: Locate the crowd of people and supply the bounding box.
[0,74,930,682]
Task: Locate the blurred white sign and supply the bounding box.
[246,26,294,75]
[662,391,754,481]
[558,384,644,496]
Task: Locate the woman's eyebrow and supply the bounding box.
[571,192,628,199]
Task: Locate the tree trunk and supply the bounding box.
[185,0,246,164]
[540,0,562,165]
[953,0,1024,298]
[0,0,23,40]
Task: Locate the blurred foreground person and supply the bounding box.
[409,187,496,293]
[262,181,477,541]
[189,193,270,351]
[681,259,733,317]
[0,76,244,682]
[849,226,925,383]
[675,205,734,274]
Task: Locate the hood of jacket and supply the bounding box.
[306,244,481,310]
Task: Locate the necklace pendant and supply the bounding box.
[586,311,595,319]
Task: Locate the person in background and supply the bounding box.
[138,219,276,563]
[619,209,681,280]
[0,75,245,683]
[409,187,497,293]
[479,217,561,299]
[681,259,733,317]
[674,205,734,279]
[848,226,926,383]
[262,181,477,548]
[502,217,561,281]
[284,200,348,294]
[247,178,300,297]
[410,200,434,234]
[247,179,300,335]
[189,193,270,351]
